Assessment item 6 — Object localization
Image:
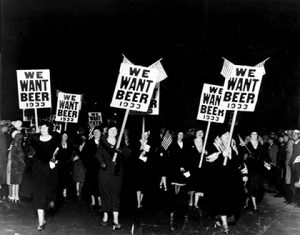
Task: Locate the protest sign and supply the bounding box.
[17,69,52,109]
[130,83,160,115]
[197,84,226,123]
[88,112,102,126]
[55,92,82,123]
[220,65,265,111]
[110,63,158,112]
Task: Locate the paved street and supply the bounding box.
[1,192,300,235]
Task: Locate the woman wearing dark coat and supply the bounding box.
[186,128,208,210]
[132,130,156,209]
[243,131,266,212]
[29,122,59,231]
[167,130,190,231]
[7,129,25,203]
[81,126,101,210]
[54,132,73,202]
[205,129,247,234]
[95,124,131,230]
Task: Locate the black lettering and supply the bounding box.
[150,99,157,108]
[140,94,148,104]
[120,76,131,89]
[19,80,28,92]
[124,91,133,101]
[115,90,125,100]
[236,68,247,76]
[223,92,232,102]
[209,86,218,94]
[24,72,35,79]
[227,77,238,90]
[248,69,255,77]
[21,93,27,101]
[132,92,140,102]
[247,93,255,103]
[142,69,150,78]
[129,67,141,76]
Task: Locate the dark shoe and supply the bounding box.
[274,193,283,198]
[223,226,230,234]
[37,223,46,231]
[253,208,259,213]
[112,223,122,230]
[101,220,108,226]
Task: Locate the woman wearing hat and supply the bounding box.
[6,125,25,203]
[95,123,131,230]
[205,127,246,234]
[81,126,102,211]
[186,127,208,213]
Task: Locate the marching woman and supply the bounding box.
[167,130,190,231]
[72,133,87,199]
[28,121,59,231]
[132,130,155,209]
[6,121,25,203]
[242,131,266,212]
[54,132,73,203]
[205,127,247,234]
[95,123,131,230]
[187,127,208,212]
[81,126,102,211]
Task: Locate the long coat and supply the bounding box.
[205,143,245,218]
[95,137,131,212]
[0,130,10,184]
[7,132,25,185]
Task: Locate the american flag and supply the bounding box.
[161,130,172,150]
[220,57,234,78]
[149,59,168,82]
[255,57,270,75]
[88,125,95,139]
[122,54,133,65]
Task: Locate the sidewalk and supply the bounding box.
[1,192,300,234]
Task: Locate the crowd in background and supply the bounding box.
[1,118,300,233]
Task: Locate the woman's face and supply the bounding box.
[93,129,101,139]
[177,132,184,141]
[62,133,68,141]
[108,127,118,138]
[196,130,204,138]
[40,125,49,136]
[250,132,258,141]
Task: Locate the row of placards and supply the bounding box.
[197,62,265,123]
[16,58,266,125]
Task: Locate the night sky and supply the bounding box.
[1,0,300,135]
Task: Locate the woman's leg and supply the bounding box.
[15,184,20,202]
[136,190,143,208]
[37,209,45,230]
[251,196,258,211]
[102,211,108,222]
[220,215,229,233]
[112,211,121,230]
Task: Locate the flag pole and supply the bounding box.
[112,108,130,163]
[142,116,145,135]
[223,110,238,166]
[34,108,39,133]
[199,121,211,168]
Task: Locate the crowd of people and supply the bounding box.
[1,118,300,233]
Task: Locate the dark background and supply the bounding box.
[1,0,300,135]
